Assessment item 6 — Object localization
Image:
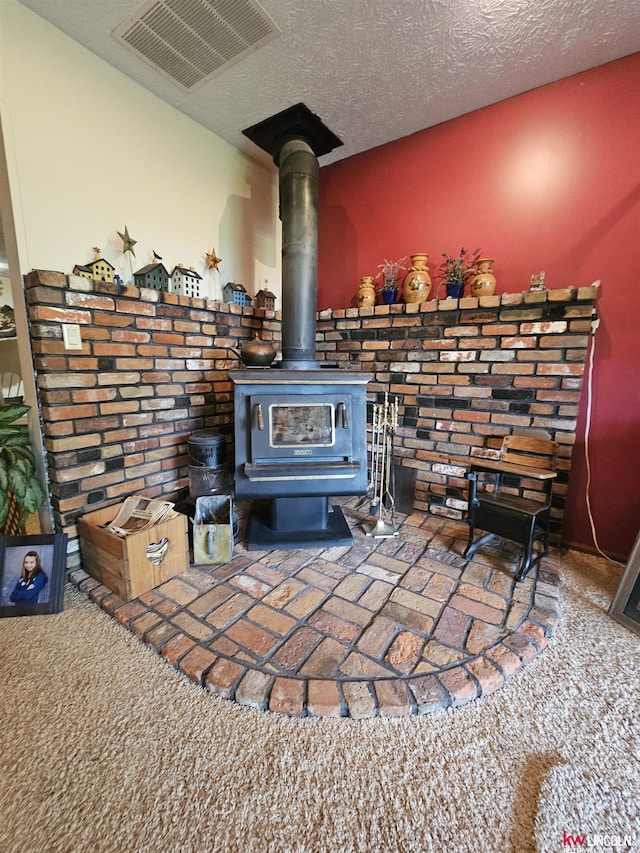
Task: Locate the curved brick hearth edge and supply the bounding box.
[69,500,560,718]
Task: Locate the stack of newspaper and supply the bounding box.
[106,495,178,537]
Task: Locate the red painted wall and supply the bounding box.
[318,53,640,559]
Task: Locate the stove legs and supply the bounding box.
[246,497,353,550]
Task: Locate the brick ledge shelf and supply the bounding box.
[24,269,597,569]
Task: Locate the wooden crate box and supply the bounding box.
[77,503,189,599]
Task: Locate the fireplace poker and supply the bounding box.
[355,404,381,510]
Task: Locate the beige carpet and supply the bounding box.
[1,549,638,853]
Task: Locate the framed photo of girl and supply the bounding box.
[0,534,67,618]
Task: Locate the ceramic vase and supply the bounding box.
[356,276,376,308]
[381,288,397,305]
[402,254,432,304]
[469,258,497,297]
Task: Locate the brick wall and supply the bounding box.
[25,270,596,565]
[315,285,597,539]
[25,269,281,566]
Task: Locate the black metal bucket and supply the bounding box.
[188,429,228,468]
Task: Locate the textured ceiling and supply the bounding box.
[11,0,640,170]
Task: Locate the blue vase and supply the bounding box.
[381,288,397,304]
[445,281,464,298]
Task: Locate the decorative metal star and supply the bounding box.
[117,225,137,257]
[206,248,222,270]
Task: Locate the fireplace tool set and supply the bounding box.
[363,393,399,538]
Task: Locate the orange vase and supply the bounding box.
[402,254,432,303]
[470,258,497,297]
[356,276,376,308]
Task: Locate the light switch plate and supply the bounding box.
[62,324,83,350]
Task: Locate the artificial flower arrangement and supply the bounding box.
[375,257,408,292]
[439,247,481,297]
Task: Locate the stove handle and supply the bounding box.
[338,402,348,429]
[256,403,264,430]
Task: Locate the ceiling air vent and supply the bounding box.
[113,0,280,91]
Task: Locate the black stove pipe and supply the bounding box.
[242,104,343,370]
[277,138,319,370]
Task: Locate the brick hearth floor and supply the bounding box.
[70,497,560,718]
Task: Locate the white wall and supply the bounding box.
[0,275,12,308]
[0,0,281,302]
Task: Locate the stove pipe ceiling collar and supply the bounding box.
[242,104,343,369]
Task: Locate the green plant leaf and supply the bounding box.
[8,465,29,502]
[2,421,29,433]
[19,477,47,521]
[0,402,46,524]
[4,445,36,466]
[0,425,29,445]
[2,433,33,451]
[0,404,30,425]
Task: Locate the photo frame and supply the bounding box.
[609,529,640,636]
[0,534,67,618]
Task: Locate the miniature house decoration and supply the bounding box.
[171,265,203,298]
[223,281,252,306]
[255,287,276,311]
[133,262,170,292]
[73,258,116,282]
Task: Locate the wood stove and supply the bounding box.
[231,367,370,548]
[231,105,371,550]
